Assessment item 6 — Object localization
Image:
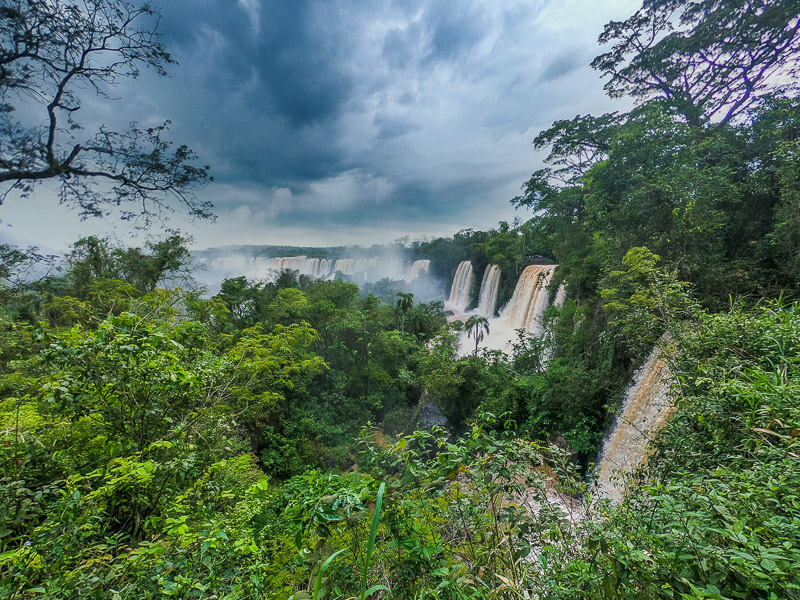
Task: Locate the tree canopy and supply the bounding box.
[591,0,800,126]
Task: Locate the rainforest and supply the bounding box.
[1,0,800,599]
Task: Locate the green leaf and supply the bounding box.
[400,469,415,487]
[364,584,389,597]
[313,548,347,600]
[359,482,385,600]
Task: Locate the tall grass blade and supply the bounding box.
[313,548,347,600]
[364,584,389,597]
[359,481,385,600]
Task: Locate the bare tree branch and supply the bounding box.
[0,0,213,225]
[590,0,800,126]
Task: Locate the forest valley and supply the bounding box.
[1,0,800,598]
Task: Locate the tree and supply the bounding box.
[395,291,413,332]
[114,234,192,291]
[215,276,260,328]
[0,243,55,289]
[465,314,489,355]
[62,235,193,297]
[64,235,115,298]
[528,112,625,185]
[591,0,800,126]
[0,0,212,223]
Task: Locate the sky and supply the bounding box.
[0,0,639,252]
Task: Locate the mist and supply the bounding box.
[191,243,448,301]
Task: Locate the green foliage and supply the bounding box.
[351,416,586,598]
[600,246,698,359]
[451,299,793,600]
[395,292,413,333]
[360,481,387,600]
[63,235,194,299]
[0,2,798,597]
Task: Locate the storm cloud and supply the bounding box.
[1,0,640,249]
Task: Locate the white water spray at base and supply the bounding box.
[454,264,561,356]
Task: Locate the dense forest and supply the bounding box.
[2,0,800,598]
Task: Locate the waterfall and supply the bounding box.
[306,257,320,277]
[554,283,567,308]
[196,252,415,288]
[333,258,354,275]
[447,261,474,312]
[268,256,308,273]
[461,263,558,354]
[596,343,674,503]
[501,265,555,335]
[319,259,333,278]
[477,264,501,316]
[408,259,431,280]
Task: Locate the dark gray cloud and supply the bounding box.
[539,47,589,82]
[1,0,641,249]
[424,3,489,65]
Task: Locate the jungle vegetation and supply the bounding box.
[1,0,799,598]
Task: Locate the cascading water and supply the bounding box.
[197,251,431,293]
[477,264,501,316]
[502,265,555,335]
[596,343,674,503]
[306,257,320,277]
[447,261,474,312]
[554,283,567,308]
[333,258,354,275]
[462,264,558,354]
[409,259,431,280]
[318,259,333,278]
[267,256,308,274]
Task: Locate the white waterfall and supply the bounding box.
[306,257,320,277]
[596,343,674,503]
[319,259,333,278]
[501,265,555,335]
[477,264,501,317]
[408,259,431,280]
[458,263,559,354]
[196,252,434,293]
[332,258,354,275]
[554,283,567,308]
[447,261,474,312]
[267,256,308,274]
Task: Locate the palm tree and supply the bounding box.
[465,315,490,355]
[395,292,414,332]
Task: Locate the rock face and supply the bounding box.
[596,344,675,503]
[417,393,449,430]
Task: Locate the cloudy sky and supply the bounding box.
[1,0,639,251]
